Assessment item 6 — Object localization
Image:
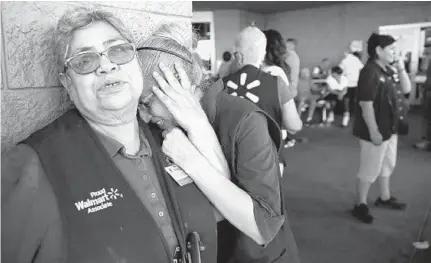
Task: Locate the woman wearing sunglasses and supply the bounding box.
[137,23,294,263]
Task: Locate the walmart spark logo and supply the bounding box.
[107,188,123,200]
[226,73,261,103]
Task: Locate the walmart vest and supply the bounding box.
[23,109,217,263]
[223,65,283,129]
[203,82,289,262]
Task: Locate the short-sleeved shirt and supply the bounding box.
[326,75,348,92]
[261,64,297,105]
[339,53,364,88]
[202,80,285,244]
[353,59,408,141]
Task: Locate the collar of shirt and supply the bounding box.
[370,59,396,75]
[201,78,224,125]
[95,127,152,158]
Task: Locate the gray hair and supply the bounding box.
[53,7,134,74]
[137,23,205,98]
[234,26,267,65]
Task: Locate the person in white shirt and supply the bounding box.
[339,51,364,126]
[322,66,348,125]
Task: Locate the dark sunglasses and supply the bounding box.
[63,42,136,75]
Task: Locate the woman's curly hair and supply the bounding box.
[263,29,291,77]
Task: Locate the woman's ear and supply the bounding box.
[59,73,72,93]
[59,72,76,103]
[375,46,383,59]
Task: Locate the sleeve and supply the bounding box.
[325,76,336,91]
[338,57,347,74]
[235,112,285,244]
[357,66,379,101]
[1,144,64,263]
[339,58,346,71]
[277,76,296,106]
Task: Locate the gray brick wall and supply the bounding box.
[1,1,192,152]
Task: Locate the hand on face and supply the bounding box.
[151,62,209,132]
[162,127,201,169]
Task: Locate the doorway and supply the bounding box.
[379,22,431,105]
[192,11,216,76]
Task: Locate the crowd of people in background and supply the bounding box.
[212,24,430,226]
[215,26,431,154]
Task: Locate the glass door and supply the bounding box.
[380,22,431,105]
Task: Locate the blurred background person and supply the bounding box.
[284,38,301,96]
[321,66,348,126]
[218,51,233,78]
[262,29,303,148]
[312,58,331,79]
[339,50,364,127]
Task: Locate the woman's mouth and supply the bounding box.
[105,81,122,88]
[99,80,126,92]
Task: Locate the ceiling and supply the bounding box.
[192,1,349,14]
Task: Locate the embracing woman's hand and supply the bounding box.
[151,62,209,133]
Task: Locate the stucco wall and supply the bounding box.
[1,1,192,153]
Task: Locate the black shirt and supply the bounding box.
[353,59,408,141]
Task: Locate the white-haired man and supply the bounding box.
[223,26,302,263]
[1,7,218,263]
[224,26,302,166]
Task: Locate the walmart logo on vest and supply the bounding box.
[226,73,261,103]
[74,188,123,214]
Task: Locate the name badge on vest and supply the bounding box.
[165,157,193,186]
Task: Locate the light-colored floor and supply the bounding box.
[281,113,431,263]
